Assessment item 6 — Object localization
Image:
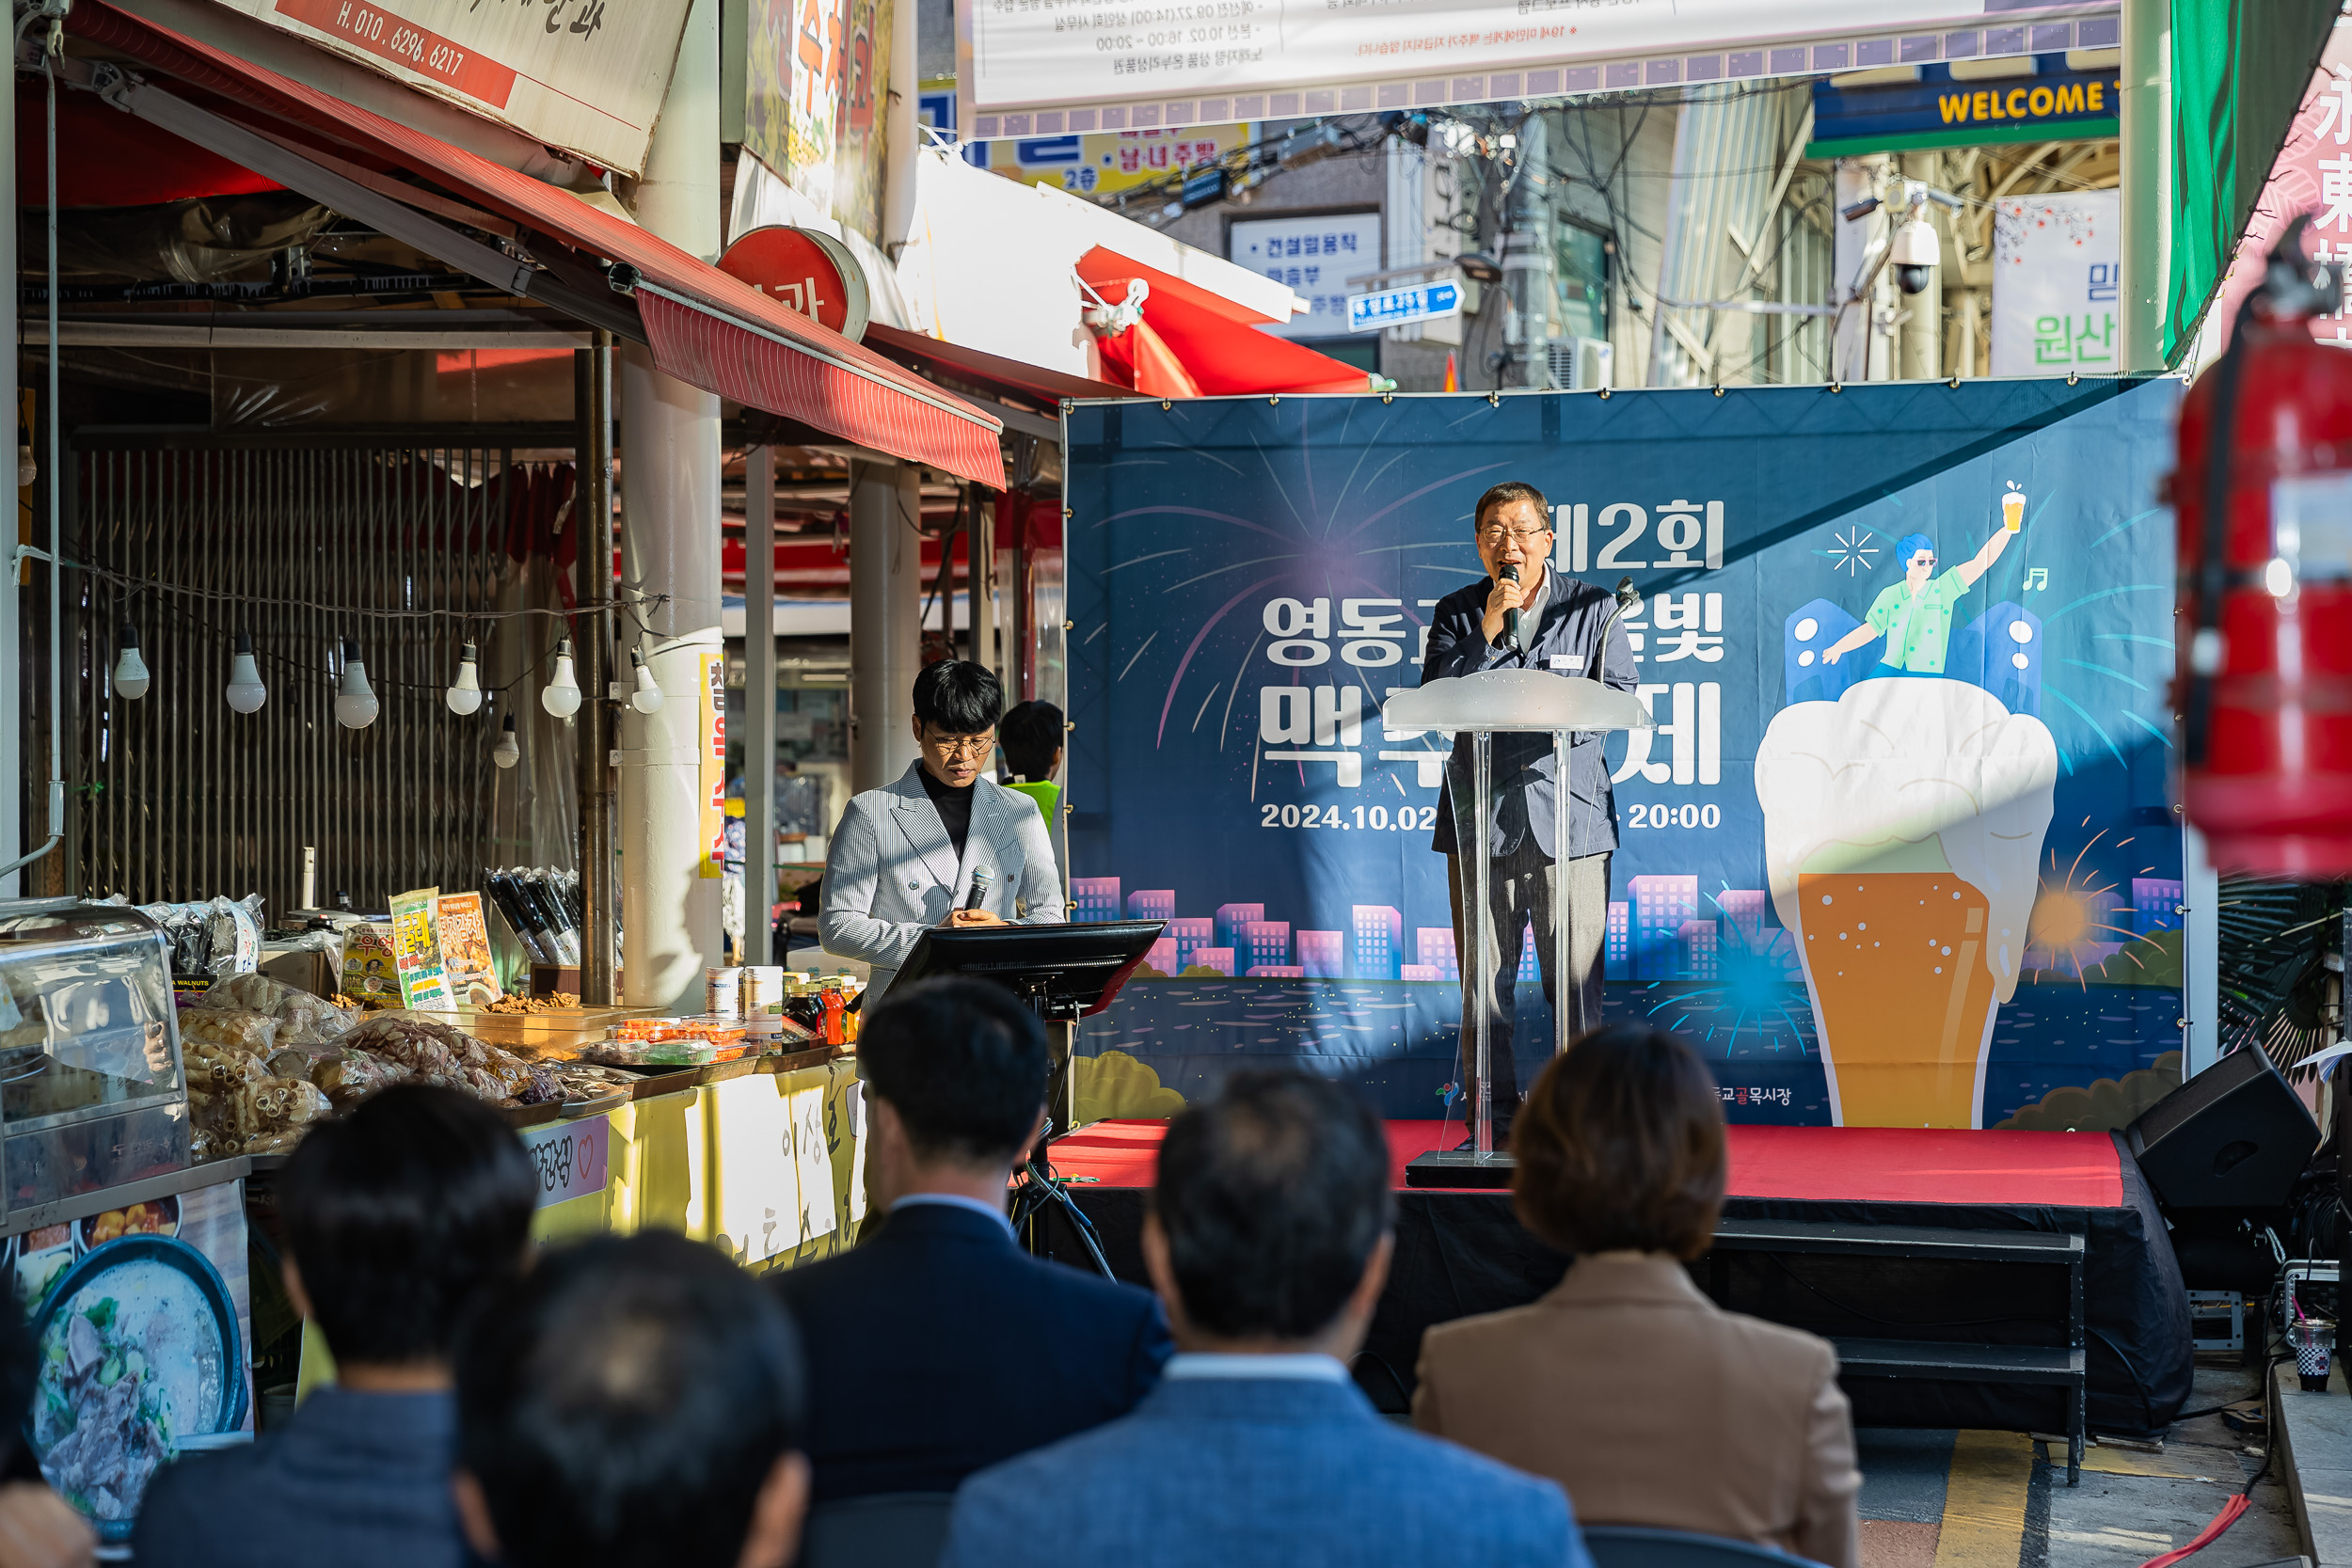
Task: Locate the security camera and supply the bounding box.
[1889,214,1939,295]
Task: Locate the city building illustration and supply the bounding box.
[1080,874,1812,984]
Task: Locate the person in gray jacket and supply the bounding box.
[819,660,1066,999]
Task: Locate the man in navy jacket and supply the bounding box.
[1423,479,1639,1142]
[772,977,1170,1504]
[942,1073,1585,1568]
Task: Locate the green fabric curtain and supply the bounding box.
[2167,0,2340,363]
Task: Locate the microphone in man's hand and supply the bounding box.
[963,864,994,913]
[1501,562,1522,650]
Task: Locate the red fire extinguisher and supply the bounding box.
[2176,215,2352,876]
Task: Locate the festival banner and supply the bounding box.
[1063,379,2185,1130]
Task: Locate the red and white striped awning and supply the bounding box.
[64,1,1009,490]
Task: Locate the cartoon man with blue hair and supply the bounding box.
[1820,515,2017,673]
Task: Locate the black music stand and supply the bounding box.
[890,918,1167,1025]
[889,920,1166,1277]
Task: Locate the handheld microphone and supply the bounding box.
[1501,562,1522,651]
[963,865,994,913]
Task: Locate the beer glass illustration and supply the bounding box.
[1755,679,2058,1127]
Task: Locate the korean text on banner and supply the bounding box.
[215,0,696,176]
[437,892,503,1006]
[389,887,454,1011]
[958,0,2110,135]
[1062,381,2184,1132]
[701,654,729,879]
[1992,189,2120,377]
[746,0,893,241]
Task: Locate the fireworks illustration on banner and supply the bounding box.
[1822,527,1881,576]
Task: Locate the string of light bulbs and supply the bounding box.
[90,569,670,739]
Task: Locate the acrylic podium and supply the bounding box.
[1382,669,1654,1188]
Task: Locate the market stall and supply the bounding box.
[0,893,869,1540]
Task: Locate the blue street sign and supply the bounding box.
[1345,278,1462,334]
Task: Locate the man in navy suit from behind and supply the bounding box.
[943,1072,1589,1568]
[772,976,1171,1504]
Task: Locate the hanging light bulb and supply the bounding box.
[225,632,267,714]
[628,644,664,715]
[493,712,520,769]
[112,623,150,701]
[445,639,484,716]
[542,637,582,719]
[334,639,379,730]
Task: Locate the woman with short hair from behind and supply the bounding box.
[1413,1025,1861,1568]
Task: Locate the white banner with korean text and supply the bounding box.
[1991,188,2120,379]
[958,0,2118,141]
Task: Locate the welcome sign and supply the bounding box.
[1063,380,2185,1131]
[1808,64,2122,157]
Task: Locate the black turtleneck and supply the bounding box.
[918,764,977,860]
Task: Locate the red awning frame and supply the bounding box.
[46,3,1009,489]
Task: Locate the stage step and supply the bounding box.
[1829,1338,2086,1383]
[1703,1221,2088,1486]
[1711,1218,2086,1265]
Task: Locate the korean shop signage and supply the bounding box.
[220,0,695,175]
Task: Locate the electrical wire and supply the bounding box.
[65,555,664,630]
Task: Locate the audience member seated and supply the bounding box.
[943,1071,1587,1568]
[135,1085,536,1568]
[1413,1025,1861,1568]
[453,1231,809,1568]
[775,977,1169,1504]
[0,1297,91,1568]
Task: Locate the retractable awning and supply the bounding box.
[55,1,1009,489]
[1076,245,1377,398]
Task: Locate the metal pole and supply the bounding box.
[1501,109,1553,389]
[847,460,922,792]
[1470,731,1494,1157]
[1553,729,1571,1054]
[0,34,18,894]
[968,486,993,673]
[2120,0,2172,372]
[745,445,776,964]
[579,331,617,1004]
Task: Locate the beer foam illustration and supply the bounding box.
[1754,677,2058,1000]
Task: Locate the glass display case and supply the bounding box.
[0,900,190,1212]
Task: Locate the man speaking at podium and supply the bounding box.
[1423,481,1637,1145]
[820,660,1067,1000]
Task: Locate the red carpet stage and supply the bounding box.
[1052,1120,2129,1208]
[1035,1120,2189,1438]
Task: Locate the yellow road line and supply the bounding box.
[1932,1431,2035,1568]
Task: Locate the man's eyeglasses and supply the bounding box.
[925,732,996,759]
[1477,526,1554,547]
[1911,556,1938,568]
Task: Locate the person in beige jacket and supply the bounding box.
[1412,1025,1861,1568]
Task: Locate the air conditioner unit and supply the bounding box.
[1547,337,1612,391]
